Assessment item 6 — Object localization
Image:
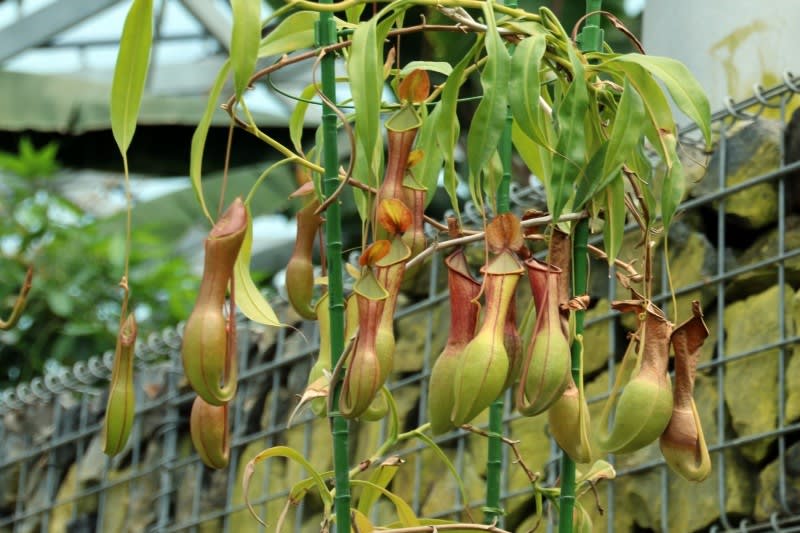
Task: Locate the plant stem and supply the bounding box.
[317,10,350,533]
[558,5,601,528]
[558,218,589,531]
[484,0,517,521]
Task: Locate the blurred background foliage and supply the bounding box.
[0,138,199,385]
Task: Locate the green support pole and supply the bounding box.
[484,0,517,524]
[559,4,602,531]
[316,13,351,533]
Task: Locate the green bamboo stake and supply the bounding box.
[558,3,602,531]
[316,11,351,533]
[484,0,517,523]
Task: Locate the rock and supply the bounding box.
[724,284,794,463]
[726,215,800,299]
[788,289,800,423]
[698,311,719,367]
[692,119,782,230]
[754,441,800,521]
[663,224,718,320]
[49,463,97,533]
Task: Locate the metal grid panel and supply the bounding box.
[2,77,800,532]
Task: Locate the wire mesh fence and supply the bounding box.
[2,75,800,533]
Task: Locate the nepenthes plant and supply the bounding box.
[103,0,712,531]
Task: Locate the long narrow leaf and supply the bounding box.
[602,174,626,264]
[414,104,445,207]
[601,61,675,165]
[234,209,282,327]
[189,61,231,223]
[509,33,548,146]
[661,134,685,229]
[349,19,383,188]
[243,446,332,525]
[436,41,479,214]
[230,0,261,99]
[259,11,318,58]
[611,54,711,147]
[512,120,552,188]
[549,44,589,222]
[466,3,511,184]
[110,0,153,155]
[349,480,419,527]
[357,457,403,516]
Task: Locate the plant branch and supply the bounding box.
[461,424,540,485]
[406,212,588,269]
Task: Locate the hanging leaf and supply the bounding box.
[661,134,685,230]
[349,18,384,188]
[400,61,453,77]
[190,60,231,223]
[349,480,419,527]
[466,4,511,184]
[243,446,332,526]
[233,209,282,327]
[605,79,645,176]
[512,119,552,189]
[230,0,261,99]
[289,83,321,153]
[608,54,711,147]
[600,61,675,165]
[258,11,318,58]
[110,0,153,155]
[549,44,589,222]
[509,33,549,146]
[414,105,444,208]
[602,174,626,264]
[356,456,404,517]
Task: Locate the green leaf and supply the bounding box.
[549,45,589,222]
[600,60,675,165]
[349,18,384,189]
[414,104,444,207]
[661,133,685,229]
[400,61,453,77]
[357,456,403,516]
[604,79,645,178]
[110,0,153,155]
[233,209,282,327]
[509,33,548,146]
[243,446,332,525]
[512,119,553,189]
[258,11,317,58]
[609,54,711,147]
[189,60,231,223]
[230,0,261,99]
[602,174,626,265]
[630,139,657,226]
[466,4,511,183]
[289,83,321,153]
[349,480,419,527]
[437,41,479,215]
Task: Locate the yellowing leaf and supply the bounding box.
[397,69,430,103]
[234,210,282,327]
